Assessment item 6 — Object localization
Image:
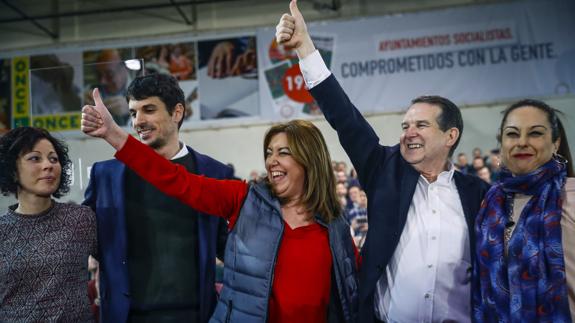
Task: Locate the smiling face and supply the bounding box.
[399,103,457,174]
[500,106,559,175]
[16,139,62,199]
[129,96,182,153]
[265,132,306,203]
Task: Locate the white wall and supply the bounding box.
[2,94,573,209]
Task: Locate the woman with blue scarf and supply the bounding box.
[474,99,575,322]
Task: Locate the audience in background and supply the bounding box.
[454,147,503,185]
[349,189,368,249]
[476,166,492,185]
[336,182,349,210]
[455,152,473,174]
[489,148,501,182]
[472,147,488,164]
[347,186,361,209]
[471,156,486,175]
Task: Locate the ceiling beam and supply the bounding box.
[0,0,242,24]
[169,0,193,25]
[1,0,59,39]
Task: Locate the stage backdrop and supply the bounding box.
[257,0,575,120]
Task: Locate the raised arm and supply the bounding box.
[276,0,386,184]
[81,89,248,221]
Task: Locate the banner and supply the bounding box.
[11,57,31,128]
[257,0,575,119]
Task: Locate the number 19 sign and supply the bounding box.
[282,64,314,104]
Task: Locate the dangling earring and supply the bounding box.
[553,152,568,165]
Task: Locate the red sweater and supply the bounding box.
[116,136,332,323]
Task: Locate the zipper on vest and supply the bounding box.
[329,230,348,321]
[263,222,284,323]
[225,300,233,323]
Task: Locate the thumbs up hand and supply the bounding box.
[82,88,129,150]
[81,88,112,138]
[276,0,316,59]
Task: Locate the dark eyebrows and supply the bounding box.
[129,104,156,113]
[529,125,548,131]
[504,125,548,131]
[24,150,57,156]
[401,120,431,127]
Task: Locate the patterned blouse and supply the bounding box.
[0,201,97,322]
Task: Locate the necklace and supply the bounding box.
[504,193,515,253]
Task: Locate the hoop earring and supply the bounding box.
[553,152,568,165]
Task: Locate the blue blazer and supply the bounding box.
[83,145,233,323]
[310,75,489,323]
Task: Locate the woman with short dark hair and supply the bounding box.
[0,127,97,322]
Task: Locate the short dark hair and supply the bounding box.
[0,127,71,198]
[411,95,463,157]
[498,99,573,176]
[126,73,185,129]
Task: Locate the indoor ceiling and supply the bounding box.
[0,0,510,54]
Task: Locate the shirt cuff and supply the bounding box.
[299,50,331,90]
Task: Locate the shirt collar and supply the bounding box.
[419,162,456,186]
[171,141,189,160]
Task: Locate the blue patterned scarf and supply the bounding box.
[473,158,570,322]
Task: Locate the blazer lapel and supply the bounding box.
[397,161,420,233]
[453,172,475,223]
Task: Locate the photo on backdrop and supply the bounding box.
[136,43,200,123]
[83,48,143,127]
[28,53,84,131]
[197,35,259,120]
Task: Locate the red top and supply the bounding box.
[116,136,337,323]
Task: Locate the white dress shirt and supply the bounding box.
[171,141,190,160]
[374,170,471,323]
[300,50,471,323]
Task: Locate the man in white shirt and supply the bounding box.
[276,2,490,322]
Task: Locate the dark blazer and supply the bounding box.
[83,145,233,323]
[310,75,489,323]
